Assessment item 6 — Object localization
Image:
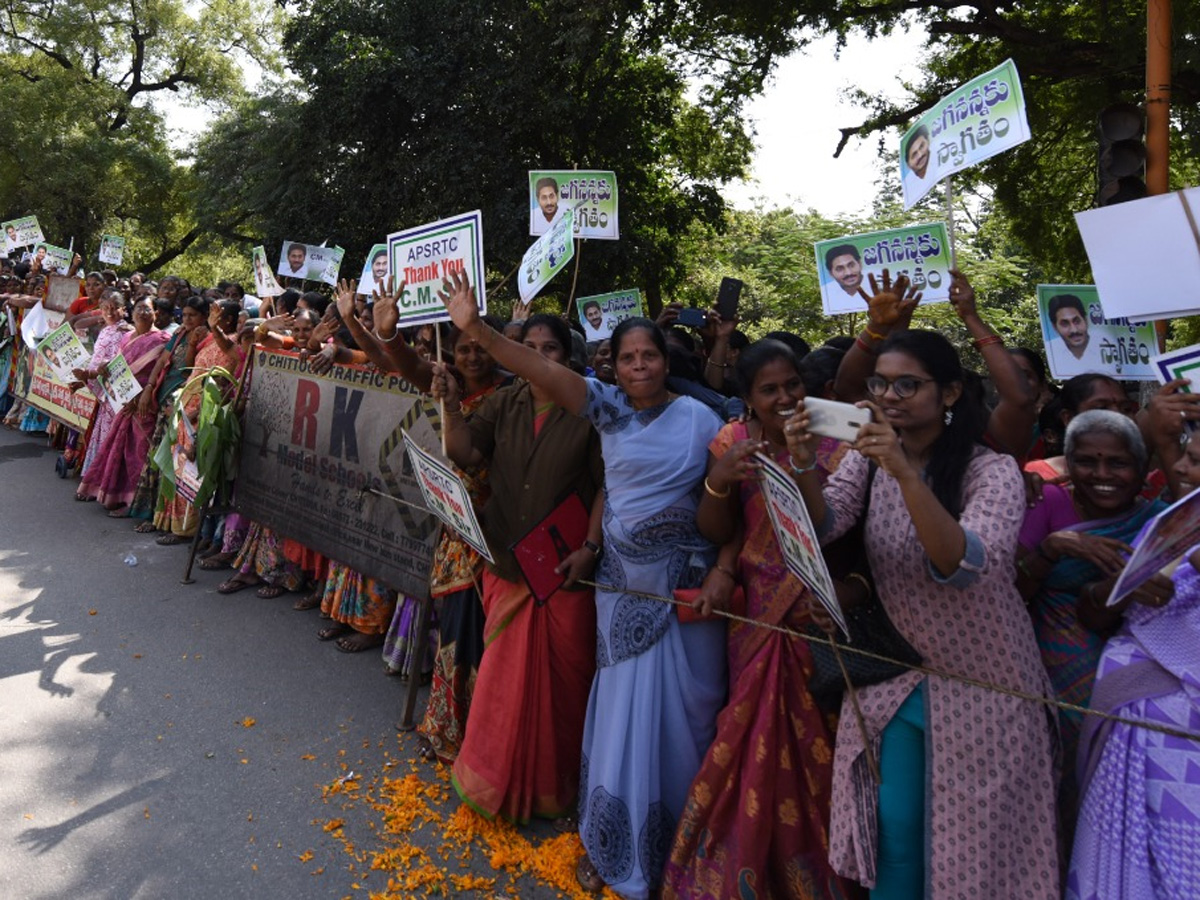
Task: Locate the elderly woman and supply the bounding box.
[1067,431,1200,898]
[1017,409,1168,824]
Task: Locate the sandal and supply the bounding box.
[334,632,384,653]
[106,508,129,519]
[576,855,604,894]
[256,584,287,599]
[74,493,94,502]
[156,533,190,546]
[415,737,437,763]
[317,623,350,642]
[197,556,231,571]
[554,812,578,834]
[133,521,158,534]
[293,592,322,611]
[217,578,258,595]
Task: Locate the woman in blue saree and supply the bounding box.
[438,272,735,898]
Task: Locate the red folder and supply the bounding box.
[510,492,590,605]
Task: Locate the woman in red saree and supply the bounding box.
[664,339,856,900]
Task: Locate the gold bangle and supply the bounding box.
[714,562,736,580]
[864,328,887,342]
[703,477,730,499]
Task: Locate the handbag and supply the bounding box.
[804,462,922,708]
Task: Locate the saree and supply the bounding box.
[381,594,437,678]
[231,522,302,590]
[153,334,244,536]
[577,380,726,900]
[79,329,171,510]
[78,322,133,478]
[415,381,496,761]
[451,392,597,823]
[128,330,190,521]
[320,561,397,634]
[451,570,595,822]
[1068,547,1200,900]
[662,424,854,900]
[1024,491,1165,815]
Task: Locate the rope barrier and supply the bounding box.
[352,485,1200,744]
[579,579,1200,745]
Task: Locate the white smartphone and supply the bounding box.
[802,397,870,443]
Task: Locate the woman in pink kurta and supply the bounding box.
[74,293,133,484]
[790,329,1060,899]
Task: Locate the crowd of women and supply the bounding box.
[3,256,1200,900]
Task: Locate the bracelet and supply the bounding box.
[864,328,887,342]
[444,404,463,416]
[855,337,879,356]
[705,358,729,369]
[713,562,736,580]
[971,335,1004,350]
[703,477,730,499]
[375,328,401,344]
[582,539,601,555]
[790,456,817,476]
[845,572,872,597]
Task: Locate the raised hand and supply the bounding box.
[371,275,406,340]
[436,270,480,334]
[947,268,977,320]
[335,279,358,323]
[860,268,921,332]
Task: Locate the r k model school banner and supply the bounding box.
[236,349,445,599]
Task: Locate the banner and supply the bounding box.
[900,58,1030,209]
[386,211,487,327]
[519,208,574,304]
[101,352,143,411]
[1107,490,1200,607]
[577,289,643,341]
[357,243,389,295]
[251,246,283,297]
[98,235,125,266]
[2,215,43,252]
[28,242,73,274]
[814,222,951,315]
[35,322,90,384]
[21,301,98,429]
[403,433,494,563]
[276,241,344,285]
[756,454,848,638]
[1075,187,1200,322]
[235,349,445,598]
[528,170,619,240]
[1036,285,1157,381]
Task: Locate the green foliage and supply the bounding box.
[828,0,1200,286]
[188,0,767,313]
[0,0,281,271]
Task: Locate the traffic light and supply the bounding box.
[1096,102,1147,206]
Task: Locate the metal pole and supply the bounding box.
[1147,0,1171,349]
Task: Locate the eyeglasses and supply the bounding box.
[865,374,935,399]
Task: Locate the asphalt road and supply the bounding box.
[0,425,568,900]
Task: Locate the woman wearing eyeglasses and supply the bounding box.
[787,329,1060,899]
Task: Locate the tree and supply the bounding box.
[815,1,1200,281]
[190,0,773,314]
[0,0,281,270]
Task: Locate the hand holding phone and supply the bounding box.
[803,397,871,443]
